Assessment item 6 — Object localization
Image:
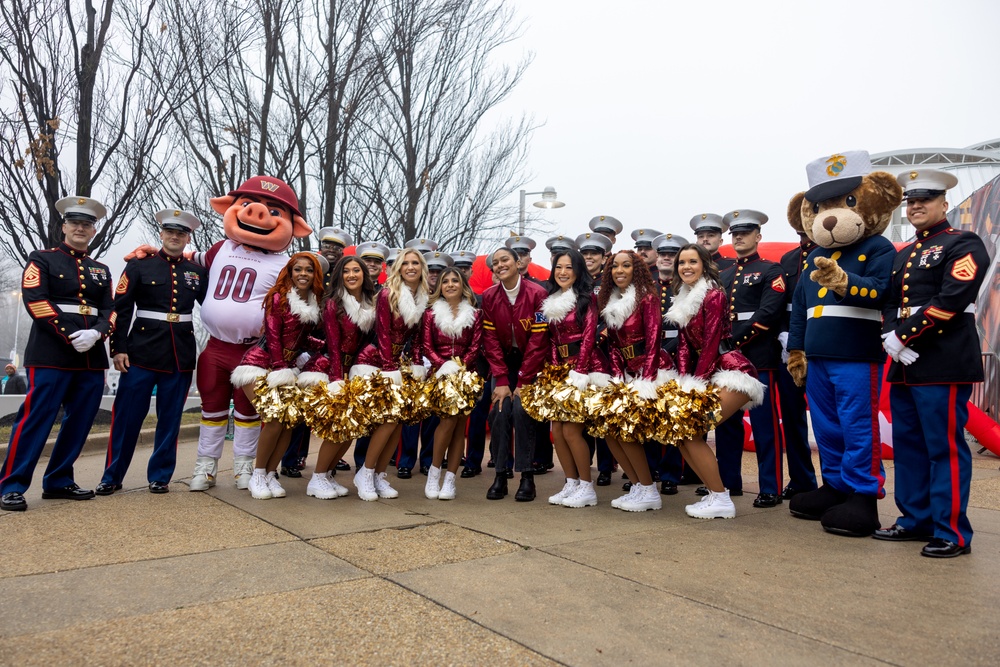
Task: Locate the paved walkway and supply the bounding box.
[1,435,999,666]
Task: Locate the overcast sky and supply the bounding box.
[497,0,1000,261]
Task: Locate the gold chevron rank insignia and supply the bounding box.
[28,300,56,318]
[116,274,129,294]
[22,262,41,288]
[951,254,977,281]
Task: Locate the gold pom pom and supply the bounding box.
[301,376,378,443]
[521,363,588,424]
[586,377,723,444]
[251,378,305,427]
[431,359,485,416]
[399,363,434,424]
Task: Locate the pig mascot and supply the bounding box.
[188,177,310,491]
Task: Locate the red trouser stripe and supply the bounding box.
[947,384,963,546]
[3,368,35,478]
[769,372,783,488]
[106,403,117,469]
[868,364,884,489]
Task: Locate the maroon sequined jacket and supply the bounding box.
[604,291,670,380]
[421,300,483,370]
[480,278,549,388]
[355,288,424,371]
[675,285,756,380]
[316,296,376,381]
[544,292,604,374]
[240,292,321,371]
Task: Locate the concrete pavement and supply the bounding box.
[1,434,999,666]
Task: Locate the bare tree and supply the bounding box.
[0,0,181,263]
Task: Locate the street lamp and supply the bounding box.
[10,290,21,366]
[518,186,564,235]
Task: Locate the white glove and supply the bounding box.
[266,367,299,387]
[881,332,906,362]
[328,379,345,395]
[69,329,102,353]
[295,352,311,369]
[777,331,789,351]
[435,359,461,378]
[629,378,659,400]
[897,347,920,366]
[567,369,590,391]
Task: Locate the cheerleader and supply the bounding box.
[420,267,483,500]
[303,255,377,499]
[539,249,605,508]
[666,244,765,519]
[231,252,324,500]
[351,249,430,500]
[598,250,671,512]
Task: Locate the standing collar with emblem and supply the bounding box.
[917,220,951,240]
[736,252,761,265]
[58,242,89,258]
[158,248,185,264]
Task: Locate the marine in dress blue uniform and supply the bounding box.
[876,169,989,558]
[97,209,208,495]
[632,228,662,282]
[719,210,786,506]
[690,213,736,271]
[776,233,819,497]
[0,196,114,512]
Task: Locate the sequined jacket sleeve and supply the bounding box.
[373,290,397,371]
[264,293,291,370]
[324,300,344,381]
[682,288,729,379]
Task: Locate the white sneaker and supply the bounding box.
[374,472,399,499]
[686,490,736,519]
[249,469,272,500]
[425,465,442,499]
[562,480,598,508]
[548,478,579,505]
[326,471,350,497]
[611,483,639,509]
[620,484,662,512]
[438,472,457,500]
[234,455,254,489]
[189,456,217,491]
[307,473,338,499]
[353,467,378,502]
[265,471,286,498]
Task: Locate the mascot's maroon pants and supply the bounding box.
[196,337,260,459]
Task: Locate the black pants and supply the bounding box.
[487,352,536,474]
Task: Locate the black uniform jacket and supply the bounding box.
[720,252,785,371]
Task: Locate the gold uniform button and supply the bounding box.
[59,274,64,278]
[903,273,909,279]
[916,243,922,249]
[60,327,65,331]
[906,262,912,268]
[903,297,909,303]
[922,320,928,325]
[850,286,859,296]
[912,327,917,332]
[860,288,868,297]
[903,285,909,291]
[901,335,907,340]
[871,290,878,298]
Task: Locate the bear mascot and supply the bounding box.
[130,178,311,490]
[784,151,902,536]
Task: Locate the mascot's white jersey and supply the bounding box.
[198,239,288,344]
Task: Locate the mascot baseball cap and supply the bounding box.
[804,151,871,203]
[228,176,302,218]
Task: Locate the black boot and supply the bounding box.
[486,473,508,500]
[515,473,536,502]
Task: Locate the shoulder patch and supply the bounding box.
[23,262,41,289]
[771,275,785,293]
[951,253,978,281]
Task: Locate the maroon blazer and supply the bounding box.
[480,278,549,387]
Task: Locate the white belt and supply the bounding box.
[897,304,976,319]
[807,305,881,321]
[663,330,678,339]
[56,303,102,316]
[786,303,793,312]
[136,309,192,323]
[734,311,754,321]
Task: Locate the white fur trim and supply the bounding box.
[297,371,329,387]
[588,372,612,388]
[397,287,428,327]
[287,290,320,324]
[666,278,710,328]
[541,288,577,324]
[601,284,636,330]
[267,367,299,388]
[432,299,476,337]
[630,378,658,400]
[712,369,766,409]
[343,294,375,332]
[675,373,709,393]
[657,369,679,385]
[410,364,427,380]
[384,369,403,385]
[231,365,267,388]
[436,359,461,378]
[348,364,380,379]
[567,369,590,391]
[328,379,345,395]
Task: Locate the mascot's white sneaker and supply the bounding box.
[265,471,286,498]
[354,467,378,502]
[438,472,457,500]
[562,480,598,508]
[686,490,736,519]
[425,465,442,499]
[620,484,662,512]
[548,478,579,505]
[374,472,399,499]
[189,456,217,491]
[234,456,254,489]
[326,471,350,497]
[307,473,338,500]
[249,469,272,500]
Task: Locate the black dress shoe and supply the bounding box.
[420,466,429,476]
[41,483,95,501]
[921,538,971,558]
[530,463,550,475]
[149,481,170,494]
[95,482,123,496]
[504,469,514,479]
[780,484,810,500]
[753,493,783,508]
[390,458,397,467]
[622,481,632,492]
[596,471,612,486]
[336,459,351,471]
[515,474,536,502]
[1,492,27,512]
[280,466,303,478]
[660,481,678,496]
[487,459,495,468]
[486,474,508,500]
[460,466,481,479]
[872,524,932,542]
[397,467,412,479]
[695,485,709,496]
